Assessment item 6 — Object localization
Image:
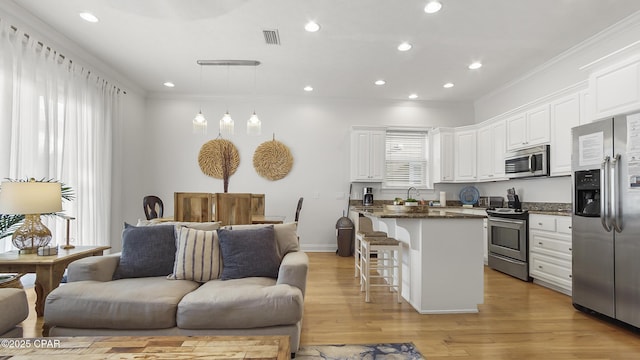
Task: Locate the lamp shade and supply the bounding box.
[0,181,62,215]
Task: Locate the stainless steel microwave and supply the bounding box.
[504,145,550,179]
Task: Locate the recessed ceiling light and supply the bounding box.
[163,82,175,88]
[304,86,314,92]
[408,94,418,99]
[424,1,443,14]
[468,62,482,70]
[305,21,320,32]
[79,12,99,23]
[397,42,412,52]
[443,82,454,88]
[374,80,386,86]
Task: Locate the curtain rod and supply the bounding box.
[7,24,126,94]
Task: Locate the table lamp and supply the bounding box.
[0,180,62,254]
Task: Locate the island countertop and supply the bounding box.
[364,209,485,219]
[352,206,486,219]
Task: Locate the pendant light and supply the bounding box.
[220,65,234,135]
[193,63,207,133]
[247,65,261,136]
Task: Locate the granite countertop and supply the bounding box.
[358,209,486,219]
[528,210,572,216]
[351,203,572,217]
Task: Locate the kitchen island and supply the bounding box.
[352,207,486,314]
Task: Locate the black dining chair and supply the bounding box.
[143,195,164,220]
[294,197,303,222]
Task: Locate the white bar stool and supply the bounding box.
[354,231,387,279]
[360,237,402,303]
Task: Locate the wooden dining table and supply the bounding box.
[157,215,285,225]
[251,215,286,224]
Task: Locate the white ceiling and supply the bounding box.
[9,0,640,101]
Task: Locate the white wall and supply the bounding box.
[141,96,474,251]
[110,91,147,252]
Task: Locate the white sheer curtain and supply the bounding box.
[0,19,120,250]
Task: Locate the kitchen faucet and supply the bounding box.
[407,187,418,200]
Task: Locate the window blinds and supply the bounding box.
[384,130,429,188]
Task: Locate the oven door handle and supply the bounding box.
[489,217,525,225]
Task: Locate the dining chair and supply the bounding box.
[294,197,304,222]
[143,195,164,220]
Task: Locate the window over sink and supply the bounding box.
[383,129,429,189]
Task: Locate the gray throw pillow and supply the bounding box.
[218,225,280,280]
[113,224,176,279]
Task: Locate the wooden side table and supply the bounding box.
[0,245,110,316]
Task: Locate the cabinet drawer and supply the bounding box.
[530,253,572,291]
[556,217,572,235]
[529,214,556,231]
[530,231,572,261]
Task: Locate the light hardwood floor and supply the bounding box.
[19,252,640,359]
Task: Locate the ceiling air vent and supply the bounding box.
[263,29,280,45]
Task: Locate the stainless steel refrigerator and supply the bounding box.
[571,112,640,328]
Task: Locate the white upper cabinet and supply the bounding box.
[589,55,640,120]
[350,127,385,182]
[550,92,581,176]
[477,120,506,181]
[506,105,550,151]
[430,127,455,183]
[454,128,477,182]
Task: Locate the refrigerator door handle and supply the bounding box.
[612,153,623,233]
[601,156,612,232]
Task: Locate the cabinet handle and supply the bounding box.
[538,222,543,225]
[538,242,543,245]
[568,226,572,229]
[569,274,572,278]
[569,248,572,251]
[538,265,543,269]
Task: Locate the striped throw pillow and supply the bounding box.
[167,226,222,282]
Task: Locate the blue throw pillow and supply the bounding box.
[218,225,280,280]
[113,224,177,279]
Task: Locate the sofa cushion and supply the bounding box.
[168,226,222,282]
[224,222,299,258]
[177,277,303,329]
[44,277,200,330]
[113,224,176,279]
[218,226,280,280]
[0,288,29,336]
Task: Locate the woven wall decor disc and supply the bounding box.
[198,139,240,179]
[253,140,293,180]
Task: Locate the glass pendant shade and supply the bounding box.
[193,111,207,133]
[247,112,262,136]
[220,112,234,135]
[0,180,62,253]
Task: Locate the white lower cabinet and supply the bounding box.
[529,214,572,295]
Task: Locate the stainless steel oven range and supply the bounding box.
[486,208,531,281]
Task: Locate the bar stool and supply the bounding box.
[360,237,402,303]
[354,230,387,279]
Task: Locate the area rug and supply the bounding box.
[296,343,425,359]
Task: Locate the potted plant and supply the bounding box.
[404,198,419,206]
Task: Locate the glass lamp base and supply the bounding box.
[12,214,52,253]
